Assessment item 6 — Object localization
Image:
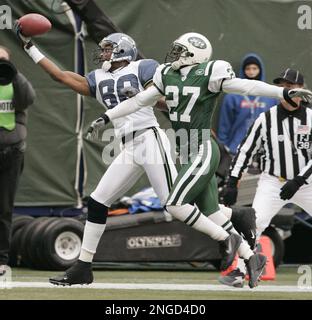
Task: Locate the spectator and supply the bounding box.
[217,53,277,155]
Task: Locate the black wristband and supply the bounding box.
[25,41,34,50]
[283,88,299,108]
[101,113,110,124]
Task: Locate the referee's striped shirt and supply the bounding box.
[230,104,312,183]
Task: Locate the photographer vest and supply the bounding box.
[0,83,15,130]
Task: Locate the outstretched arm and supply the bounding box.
[25,46,91,96]
[222,78,312,105]
[86,85,163,139]
[105,85,162,120]
[207,60,312,104]
[222,78,284,98]
[15,25,91,97]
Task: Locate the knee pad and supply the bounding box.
[87,197,108,224]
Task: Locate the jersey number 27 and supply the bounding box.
[165,86,200,123]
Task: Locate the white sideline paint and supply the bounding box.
[9,282,312,293]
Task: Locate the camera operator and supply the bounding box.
[0,45,35,275]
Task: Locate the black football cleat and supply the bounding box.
[49,260,93,286]
[219,233,242,271]
[231,207,257,250]
[245,253,267,288]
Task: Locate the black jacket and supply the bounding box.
[0,72,35,147]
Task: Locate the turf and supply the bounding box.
[0,266,311,300]
[1,288,312,300]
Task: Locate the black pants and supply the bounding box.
[0,147,24,265]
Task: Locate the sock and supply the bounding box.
[166,204,229,241]
[209,210,253,260]
[237,257,247,275]
[79,249,94,263]
[79,221,106,263]
[219,204,232,219]
[209,209,231,228]
[236,239,254,260]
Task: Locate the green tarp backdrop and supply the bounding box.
[0,0,311,207]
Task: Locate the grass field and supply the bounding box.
[0,266,312,300]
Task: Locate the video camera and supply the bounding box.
[0,59,17,85]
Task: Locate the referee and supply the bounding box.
[220,68,312,287]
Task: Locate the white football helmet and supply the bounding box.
[165,32,213,70]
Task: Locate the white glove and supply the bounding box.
[86,114,110,140]
[288,88,312,103]
[13,20,33,49]
[14,20,45,63]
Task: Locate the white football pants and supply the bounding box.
[91,127,177,206]
[253,173,312,238]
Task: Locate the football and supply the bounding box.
[18,13,52,37]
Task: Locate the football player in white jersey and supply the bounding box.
[15,30,246,285]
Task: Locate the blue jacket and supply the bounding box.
[217,53,277,155]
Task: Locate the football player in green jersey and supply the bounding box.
[88,32,312,288]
